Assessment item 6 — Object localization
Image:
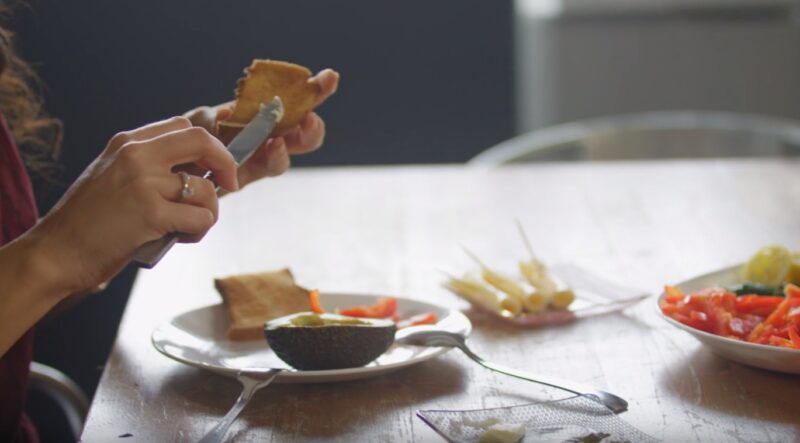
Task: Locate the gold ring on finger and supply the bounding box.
[177,171,194,200]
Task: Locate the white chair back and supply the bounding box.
[469,111,800,165]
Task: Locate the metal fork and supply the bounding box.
[395,326,628,414]
[198,368,283,443]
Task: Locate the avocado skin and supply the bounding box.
[265,323,397,370]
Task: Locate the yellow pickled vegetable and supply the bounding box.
[463,247,529,304]
[445,275,523,316]
[523,290,550,313]
[482,268,527,301]
[482,268,549,313]
[518,260,557,295]
[549,288,576,309]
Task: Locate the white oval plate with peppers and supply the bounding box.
[152,293,472,383]
[659,264,800,375]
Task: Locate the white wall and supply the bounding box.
[515,2,800,133]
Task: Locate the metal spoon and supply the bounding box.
[198,368,283,443]
[395,326,628,413]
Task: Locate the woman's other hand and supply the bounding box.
[184,68,339,189]
[26,117,238,295]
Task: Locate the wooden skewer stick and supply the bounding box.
[461,245,490,270]
[515,219,560,297]
[515,218,537,261]
[437,268,460,280]
[462,245,530,302]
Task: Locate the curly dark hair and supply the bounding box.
[0,4,63,181]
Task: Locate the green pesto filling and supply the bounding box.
[288,314,368,327]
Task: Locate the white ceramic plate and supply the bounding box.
[152,292,472,383]
[658,264,800,375]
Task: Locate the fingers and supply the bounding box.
[152,173,219,220]
[172,173,217,242]
[233,110,323,188]
[278,69,336,154]
[105,116,192,155]
[182,106,217,131]
[215,107,232,123]
[261,138,290,177]
[238,138,290,186]
[136,173,219,243]
[140,127,239,192]
[311,69,340,107]
[181,101,234,134]
[213,101,235,117]
[173,69,337,192]
[282,112,325,154]
[107,118,239,192]
[213,101,235,111]
[151,201,216,244]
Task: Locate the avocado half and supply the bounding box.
[264,312,397,370]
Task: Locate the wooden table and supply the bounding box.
[81,159,800,442]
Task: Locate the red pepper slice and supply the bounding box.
[309,289,325,314]
[663,286,685,303]
[735,295,783,317]
[768,336,795,348]
[337,297,398,319]
[396,311,438,329]
[788,326,800,349]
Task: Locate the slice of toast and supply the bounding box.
[217,59,321,143]
[214,268,311,341]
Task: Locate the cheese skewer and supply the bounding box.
[550,287,576,310]
[444,273,523,317]
[515,220,557,294]
[463,247,547,313]
[515,220,575,309]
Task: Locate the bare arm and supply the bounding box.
[0,69,340,355]
[0,231,69,355]
[0,117,239,356]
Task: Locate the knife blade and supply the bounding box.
[132,97,285,268]
[226,96,285,165]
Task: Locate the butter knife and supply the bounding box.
[132,97,285,268]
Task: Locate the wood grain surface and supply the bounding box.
[81,160,800,442]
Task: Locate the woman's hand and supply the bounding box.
[26,117,239,295]
[184,68,339,189]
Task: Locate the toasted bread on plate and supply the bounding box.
[214,268,311,341]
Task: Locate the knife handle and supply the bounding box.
[132,234,179,268]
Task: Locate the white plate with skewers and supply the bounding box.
[443,223,648,327]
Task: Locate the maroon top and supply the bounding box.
[0,113,40,443]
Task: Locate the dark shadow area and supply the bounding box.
[13,0,513,189]
[24,389,73,443]
[26,265,138,442]
[28,265,138,392]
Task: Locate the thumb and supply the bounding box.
[215,108,232,122]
